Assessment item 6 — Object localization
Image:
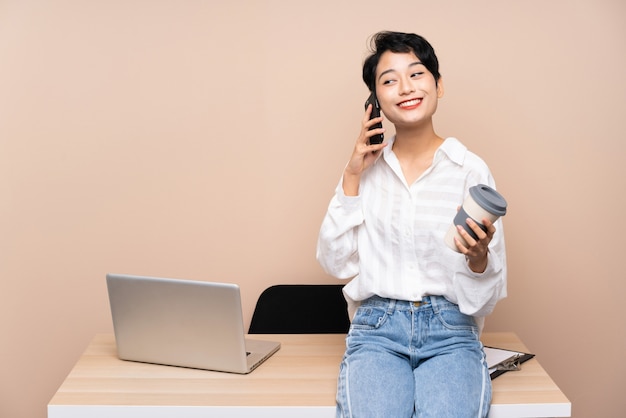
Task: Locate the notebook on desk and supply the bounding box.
[106,273,280,374]
[485,346,535,379]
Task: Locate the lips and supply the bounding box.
[398,98,422,109]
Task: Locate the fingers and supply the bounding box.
[361,104,385,150]
[466,218,492,241]
[455,218,495,255]
[363,105,384,125]
[345,105,387,177]
[362,103,374,122]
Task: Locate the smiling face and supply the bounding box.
[374,50,444,129]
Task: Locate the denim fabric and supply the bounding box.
[336,296,491,418]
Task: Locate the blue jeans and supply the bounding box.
[336,296,491,418]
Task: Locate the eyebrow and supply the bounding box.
[378,61,424,81]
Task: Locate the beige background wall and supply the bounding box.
[1,1,624,417]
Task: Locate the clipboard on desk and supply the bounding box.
[485,346,535,379]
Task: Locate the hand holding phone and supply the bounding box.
[364,92,384,145]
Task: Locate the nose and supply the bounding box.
[398,76,415,95]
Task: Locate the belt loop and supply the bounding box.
[387,298,396,315]
[429,296,440,314]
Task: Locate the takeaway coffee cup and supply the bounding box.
[444,184,507,252]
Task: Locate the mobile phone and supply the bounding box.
[364,92,384,145]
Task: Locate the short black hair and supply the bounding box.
[362,31,441,92]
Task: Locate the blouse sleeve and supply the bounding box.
[316,182,364,280]
[451,170,508,318]
[451,216,507,317]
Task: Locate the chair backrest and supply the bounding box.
[248,284,350,334]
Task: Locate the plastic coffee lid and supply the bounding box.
[469,184,507,216]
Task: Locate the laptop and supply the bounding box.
[106,273,280,374]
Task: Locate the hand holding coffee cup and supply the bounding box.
[444,184,507,252]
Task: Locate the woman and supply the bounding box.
[316,31,507,418]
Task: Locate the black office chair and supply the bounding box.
[248,284,350,334]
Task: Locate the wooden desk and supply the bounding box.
[48,332,570,417]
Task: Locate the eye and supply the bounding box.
[411,72,425,78]
[381,78,396,85]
